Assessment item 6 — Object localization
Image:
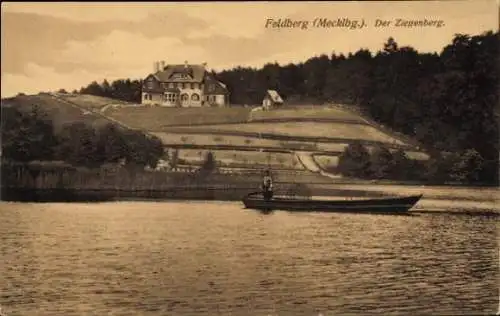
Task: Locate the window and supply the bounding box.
[190,83,195,89]
[191,93,200,101]
[208,84,215,92]
[164,93,178,103]
[181,93,189,101]
[147,80,153,89]
[169,83,174,88]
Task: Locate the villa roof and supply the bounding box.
[155,64,206,83]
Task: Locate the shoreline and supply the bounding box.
[1,185,497,204]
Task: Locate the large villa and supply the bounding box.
[141,61,230,107]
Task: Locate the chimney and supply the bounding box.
[202,62,207,68]
[160,60,165,70]
[153,62,157,72]
[184,60,188,68]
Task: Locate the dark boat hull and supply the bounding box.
[242,194,423,213]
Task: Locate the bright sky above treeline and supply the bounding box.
[1,1,498,97]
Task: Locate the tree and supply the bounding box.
[80,81,104,96]
[424,152,460,184]
[1,105,58,162]
[391,149,411,180]
[450,149,484,183]
[95,123,127,163]
[121,130,164,169]
[200,151,216,173]
[337,142,371,178]
[369,145,394,179]
[56,122,100,167]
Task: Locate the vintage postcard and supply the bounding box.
[1,1,499,315]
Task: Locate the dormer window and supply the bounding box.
[171,73,191,80]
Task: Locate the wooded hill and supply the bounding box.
[67,31,500,185]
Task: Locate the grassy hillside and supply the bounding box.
[106,106,252,127]
[249,105,364,123]
[54,93,130,110]
[1,93,112,131]
[2,94,429,180]
[168,122,406,145]
[105,103,423,148]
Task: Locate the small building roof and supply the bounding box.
[266,90,283,103]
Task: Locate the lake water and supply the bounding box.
[0,198,498,316]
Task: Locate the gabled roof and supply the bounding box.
[267,90,283,103]
[202,74,229,95]
[154,64,206,83]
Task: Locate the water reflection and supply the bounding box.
[0,201,498,316]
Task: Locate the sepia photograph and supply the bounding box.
[0,1,499,315]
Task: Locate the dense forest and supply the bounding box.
[215,32,499,185]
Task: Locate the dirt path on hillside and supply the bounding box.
[295,151,342,180]
[48,93,139,131]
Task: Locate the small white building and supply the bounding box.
[262,90,284,110]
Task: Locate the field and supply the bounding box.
[177,149,303,170]
[152,132,329,152]
[249,105,364,123]
[152,132,429,160]
[106,106,252,128]
[168,122,406,145]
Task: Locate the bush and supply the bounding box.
[197,151,217,179]
[369,145,394,179]
[424,152,460,184]
[337,142,371,178]
[1,105,58,162]
[450,149,484,183]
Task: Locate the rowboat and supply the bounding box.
[242,192,423,214]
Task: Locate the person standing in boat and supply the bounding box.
[262,169,273,201]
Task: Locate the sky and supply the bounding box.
[1,1,498,97]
